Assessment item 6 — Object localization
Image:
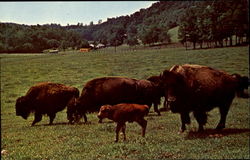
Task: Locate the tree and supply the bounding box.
[178,0,249,49]
[126,36,139,46]
[126,24,139,46]
[59,40,70,51]
[108,25,126,51]
[22,43,34,52]
[139,25,170,45]
[158,27,171,44]
[47,39,60,49]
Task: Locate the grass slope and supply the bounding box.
[169,26,179,43]
[1,46,249,159]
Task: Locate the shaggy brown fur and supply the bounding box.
[16,82,79,126]
[97,103,149,142]
[67,77,163,123]
[161,64,249,132]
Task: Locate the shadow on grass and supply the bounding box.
[31,121,92,127]
[146,113,162,117]
[185,128,250,139]
[30,122,70,127]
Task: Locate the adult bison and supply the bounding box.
[15,82,79,126]
[67,77,163,123]
[160,64,249,132]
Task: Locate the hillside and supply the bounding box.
[0,1,248,53]
[168,26,179,43]
[70,1,195,41]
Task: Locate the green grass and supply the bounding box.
[169,26,179,43]
[1,46,249,159]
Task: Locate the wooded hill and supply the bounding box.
[0,0,248,53]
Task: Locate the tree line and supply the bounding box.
[178,0,248,49]
[0,23,89,53]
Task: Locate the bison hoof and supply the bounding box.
[216,126,225,130]
[198,128,204,132]
[178,128,186,134]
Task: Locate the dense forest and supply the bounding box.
[0,0,248,53]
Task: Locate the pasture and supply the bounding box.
[1,46,249,159]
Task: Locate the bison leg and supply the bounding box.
[83,113,88,123]
[115,123,124,142]
[193,111,207,132]
[48,113,56,125]
[98,118,103,123]
[137,118,147,137]
[153,104,161,116]
[179,112,190,133]
[164,100,170,111]
[216,104,230,130]
[32,112,42,126]
[122,124,126,141]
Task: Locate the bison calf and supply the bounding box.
[15,82,79,126]
[97,103,149,142]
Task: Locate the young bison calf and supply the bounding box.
[97,103,149,142]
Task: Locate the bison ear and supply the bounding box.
[161,70,171,78]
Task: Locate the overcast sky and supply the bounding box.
[0,1,155,26]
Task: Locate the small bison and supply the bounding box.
[97,103,149,142]
[15,82,79,126]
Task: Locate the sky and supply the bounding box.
[0,1,155,26]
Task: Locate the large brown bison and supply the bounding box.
[98,103,149,142]
[67,77,163,123]
[15,82,79,126]
[160,64,249,132]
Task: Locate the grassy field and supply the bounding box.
[1,46,249,159]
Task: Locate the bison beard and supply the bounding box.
[15,82,79,126]
[97,103,149,142]
[161,64,249,132]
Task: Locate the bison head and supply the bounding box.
[97,105,112,120]
[232,73,249,98]
[66,97,81,124]
[67,97,76,124]
[160,70,188,113]
[15,96,30,119]
[147,75,165,97]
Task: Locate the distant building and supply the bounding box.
[89,44,95,48]
[49,49,59,54]
[80,48,91,52]
[96,43,105,49]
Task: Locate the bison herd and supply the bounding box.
[15,64,249,141]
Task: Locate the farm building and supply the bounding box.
[49,49,59,54]
[80,48,91,52]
